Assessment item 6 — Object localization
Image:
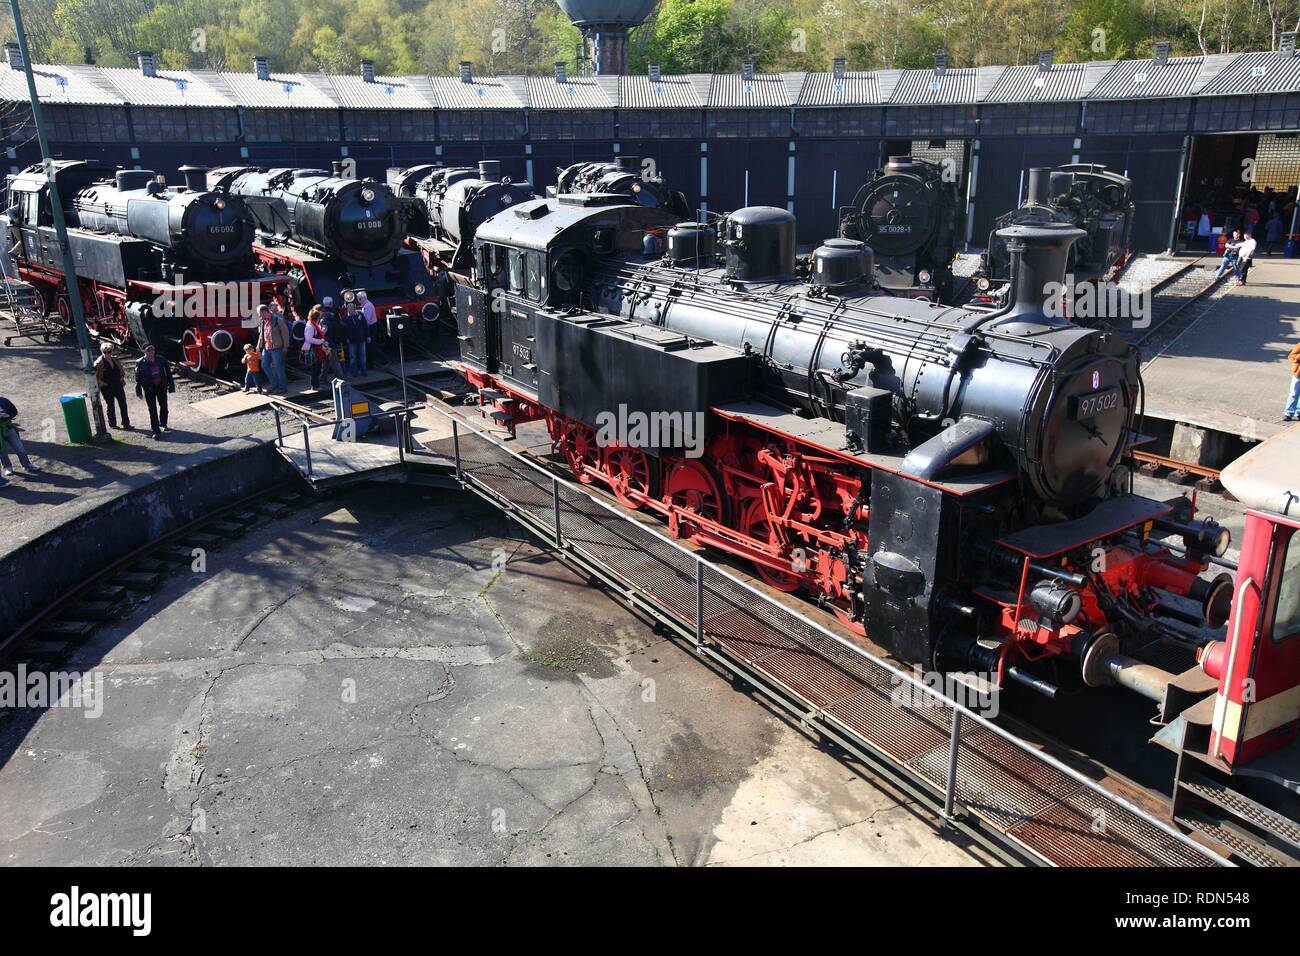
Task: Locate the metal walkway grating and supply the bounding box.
[424,422,1222,867]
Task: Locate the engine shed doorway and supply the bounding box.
[1175,132,1300,253]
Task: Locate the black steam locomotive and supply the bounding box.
[207,165,438,322]
[839,156,960,302]
[388,161,535,273]
[1,160,276,370]
[547,157,691,220]
[976,164,1134,306]
[449,187,1233,710]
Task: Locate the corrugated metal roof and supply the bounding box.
[1198,50,1300,95]
[984,63,1088,102]
[205,69,337,109]
[526,75,614,109]
[796,70,881,106]
[0,61,124,105]
[426,74,524,109]
[96,65,234,107]
[326,73,436,109]
[890,67,981,104]
[708,72,794,108]
[1087,55,1203,99]
[619,74,705,108]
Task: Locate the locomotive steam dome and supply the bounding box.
[722,206,796,280]
[812,238,873,288]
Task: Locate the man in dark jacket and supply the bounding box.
[319,296,346,381]
[134,345,175,439]
[343,303,368,377]
[94,343,131,429]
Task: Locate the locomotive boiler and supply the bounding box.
[207,165,438,321]
[450,190,1237,718]
[839,156,960,302]
[1,160,276,371]
[977,164,1134,309]
[547,157,690,220]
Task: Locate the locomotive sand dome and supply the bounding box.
[839,156,960,301]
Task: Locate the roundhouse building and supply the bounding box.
[4,43,1300,253]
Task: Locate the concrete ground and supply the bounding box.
[0,484,990,867]
[1143,258,1300,440]
[0,337,281,558]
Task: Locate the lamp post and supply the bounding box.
[7,0,107,440]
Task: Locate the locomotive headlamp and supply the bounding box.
[918,269,932,284]
[360,187,376,203]
[414,282,426,295]
[214,198,226,210]
[977,277,990,291]
[632,183,642,193]
[344,289,357,302]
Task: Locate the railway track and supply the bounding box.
[0,483,309,664]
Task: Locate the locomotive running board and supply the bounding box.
[413,400,1226,868]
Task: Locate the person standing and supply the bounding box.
[94,343,131,430]
[301,306,329,392]
[1287,340,1300,422]
[1266,212,1285,255]
[255,304,290,394]
[1235,232,1257,286]
[135,345,175,440]
[320,300,346,381]
[0,395,38,482]
[343,303,368,377]
[356,290,384,365]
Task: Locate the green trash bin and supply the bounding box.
[60,393,92,444]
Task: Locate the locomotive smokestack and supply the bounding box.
[177,164,209,192]
[616,155,640,173]
[1026,167,1051,205]
[994,223,1085,329]
[477,160,501,183]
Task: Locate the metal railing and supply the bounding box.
[412,400,1225,867]
[270,401,421,480]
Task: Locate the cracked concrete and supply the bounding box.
[0,485,991,866]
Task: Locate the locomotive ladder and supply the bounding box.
[380,395,1227,868]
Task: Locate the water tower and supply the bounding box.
[555,0,658,75]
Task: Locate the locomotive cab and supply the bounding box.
[1153,424,1300,863]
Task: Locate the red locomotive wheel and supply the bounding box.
[602,445,654,509]
[559,423,600,483]
[55,295,73,328]
[742,499,803,592]
[663,459,725,525]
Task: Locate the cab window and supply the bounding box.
[526,251,542,302]
[1271,528,1300,642]
[508,249,525,295]
[23,191,40,226]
